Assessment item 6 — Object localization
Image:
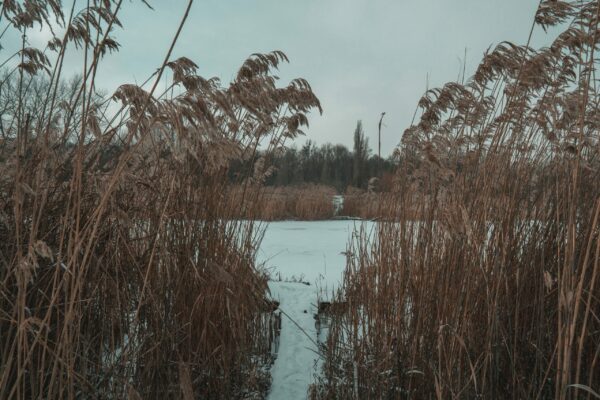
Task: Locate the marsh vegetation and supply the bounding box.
[1,1,599,399]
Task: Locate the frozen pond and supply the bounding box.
[258,220,374,289]
[257,220,373,400]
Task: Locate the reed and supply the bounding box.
[227,184,337,221]
[0,1,320,398]
[341,190,406,221]
[313,2,600,398]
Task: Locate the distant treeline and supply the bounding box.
[231,121,397,191]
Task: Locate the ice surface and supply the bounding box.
[258,220,373,400]
[266,281,318,400]
[258,220,374,288]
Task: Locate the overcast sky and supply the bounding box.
[15,1,554,156]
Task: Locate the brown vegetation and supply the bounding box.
[227,184,337,221]
[312,2,600,399]
[341,189,403,220]
[0,2,320,399]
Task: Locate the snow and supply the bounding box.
[258,220,372,288]
[266,282,318,399]
[258,220,373,400]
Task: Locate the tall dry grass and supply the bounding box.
[341,189,406,221]
[227,184,337,221]
[312,2,600,399]
[0,1,320,398]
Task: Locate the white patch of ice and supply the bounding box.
[267,281,317,400]
[258,220,373,289]
[259,220,374,400]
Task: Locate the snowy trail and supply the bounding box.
[267,282,318,400]
[258,220,374,399]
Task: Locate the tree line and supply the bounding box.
[231,120,397,191]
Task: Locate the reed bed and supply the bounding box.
[312,2,600,399]
[227,184,337,221]
[341,191,406,221]
[0,1,320,398]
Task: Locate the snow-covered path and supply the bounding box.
[258,220,374,400]
[267,282,318,399]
